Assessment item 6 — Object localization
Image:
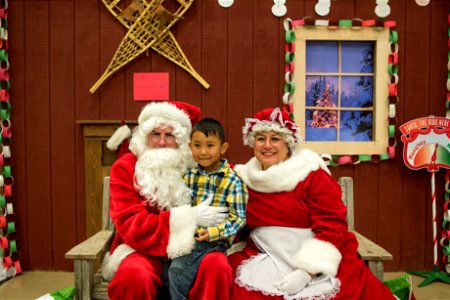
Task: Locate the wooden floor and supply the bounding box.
[0,272,448,299]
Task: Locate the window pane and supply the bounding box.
[306,76,338,107]
[341,76,373,108]
[341,41,374,73]
[306,109,338,141]
[306,41,338,73]
[340,111,373,141]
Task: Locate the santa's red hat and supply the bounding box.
[106,124,132,156]
[243,107,301,152]
[137,101,201,131]
[129,101,201,156]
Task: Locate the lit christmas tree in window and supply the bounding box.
[311,83,337,128]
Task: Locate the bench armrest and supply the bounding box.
[352,231,393,281]
[65,229,114,260]
[65,229,114,299]
[353,231,393,261]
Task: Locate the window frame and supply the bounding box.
[292,26,390,156]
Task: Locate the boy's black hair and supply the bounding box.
[191,118,225,143]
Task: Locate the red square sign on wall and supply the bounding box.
[133,72,169,101]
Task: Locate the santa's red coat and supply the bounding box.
[229,149,395,300]
[107,153,231,300]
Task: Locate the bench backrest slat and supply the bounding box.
[102,176,114,230]
[338,177,354,231]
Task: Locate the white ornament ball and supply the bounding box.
[218,0,234,8]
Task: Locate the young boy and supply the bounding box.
[168,118,248,300]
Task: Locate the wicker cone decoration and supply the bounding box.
[90,0,209,93]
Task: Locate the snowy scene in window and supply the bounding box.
[305,41,374,142]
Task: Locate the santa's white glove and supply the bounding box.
[275,269,311,295]
[195,194,229,227]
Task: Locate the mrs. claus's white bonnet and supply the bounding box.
[243,107,302,153]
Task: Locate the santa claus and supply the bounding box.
[103,101,231,300]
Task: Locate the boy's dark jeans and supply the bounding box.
[168,240,227,300]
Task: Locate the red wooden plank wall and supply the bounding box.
[8,0,450,272]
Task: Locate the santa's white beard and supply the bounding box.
[134,147,193,210]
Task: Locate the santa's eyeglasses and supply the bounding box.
[148,131,176,143]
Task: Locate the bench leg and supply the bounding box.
[368,260,384,282]
[74,259,94,300]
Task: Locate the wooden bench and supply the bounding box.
[338,177,393,280]
[65,177,114,300]
[65,176,392,299]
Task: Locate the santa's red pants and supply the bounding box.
[108,251,231,300]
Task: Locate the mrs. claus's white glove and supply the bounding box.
[194,194,229,227]
[275,269,311,295]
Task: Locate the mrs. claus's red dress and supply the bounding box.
[230,149,395,300]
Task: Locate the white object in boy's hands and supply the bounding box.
[195,194,229,227]
[275,269,311,295]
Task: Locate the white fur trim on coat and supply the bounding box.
[106,125,132,151]
[138,102,191,132]
[234,148,330,193]
[167,204,197,259]
[292,238,342,277]
[102,244,136,281]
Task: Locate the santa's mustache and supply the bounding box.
[137,148,187,171]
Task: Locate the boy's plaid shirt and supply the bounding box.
[184,159,248,244]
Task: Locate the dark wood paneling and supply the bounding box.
[253,1,281,111]
[350,0,379,243]
[74,0,101,251]
[173,0,203,110]
[401,2,432,270]
[377,0,406,273]
[49,0,76,271]
[378,158,404,271]
[355,0,379,20]
[354,164,379,240]
[98,1,126,118]
[200,1,227,120]
[327,0,355,20]
[227,0,254,164]
[24,1,52,270]
[284,0,304,93]
[8,0,450,273]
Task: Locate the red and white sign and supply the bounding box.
[400,116,450,172]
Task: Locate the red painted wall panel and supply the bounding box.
[8,0,450,272]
